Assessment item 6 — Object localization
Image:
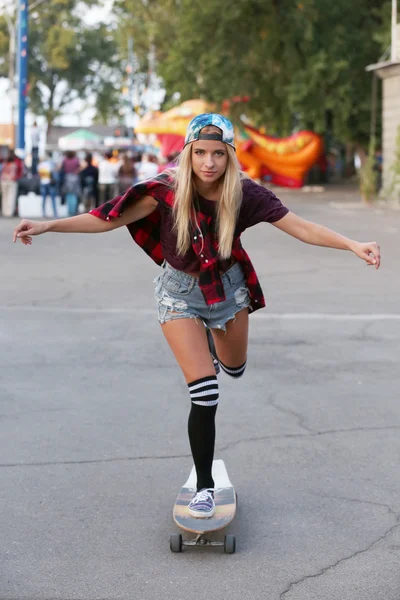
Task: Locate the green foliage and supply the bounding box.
[27,0,123,127]
[0,0,124,127]
[0,0,393,137]
[0,6,16,80]
[286,0,387,144]
[0,19,10,78]
[114,0,391,143]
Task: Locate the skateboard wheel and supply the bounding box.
[224,534,236,554]
[170,533,183,553]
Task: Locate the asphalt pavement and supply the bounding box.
[1,186,400,599]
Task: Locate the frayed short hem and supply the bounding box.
[158,313,200,326]
[207,304,250,333]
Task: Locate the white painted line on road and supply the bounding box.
[2,306,400,321]
[255,313,400,321]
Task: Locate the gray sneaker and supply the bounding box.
[206,329,220,375]
[188,488,215,518]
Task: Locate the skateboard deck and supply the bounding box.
[173,459,236,534]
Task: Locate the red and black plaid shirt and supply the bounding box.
[89,172,266,312]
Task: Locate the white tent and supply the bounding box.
[58,129,101,151]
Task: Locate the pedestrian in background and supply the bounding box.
[98,151,120,204]
[31,121,41,176]
[80,153,99,211]
[1,150,23,217]
[118,153,136,194]
[38,152,57,218]
[60,151,81,216]
[136,153,159,182]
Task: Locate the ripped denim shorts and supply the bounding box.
[154,261,251,331]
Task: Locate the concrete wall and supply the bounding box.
[380,64,400,197]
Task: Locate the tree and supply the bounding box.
[28,0,123,129]
[0,3,18,135]
[0,0,124,130]
[284,0,389,145]
[114,0,295,129]
[114,0,391,146]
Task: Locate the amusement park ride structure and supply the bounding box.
[135,99,324,188]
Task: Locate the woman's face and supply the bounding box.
[191,127,228,185]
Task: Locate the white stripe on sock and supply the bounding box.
[192,399,219,406]
[221,362,246,374]
[190,389,218,398]
[188,379,218,392]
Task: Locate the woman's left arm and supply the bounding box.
[272,212,381,269]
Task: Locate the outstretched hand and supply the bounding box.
[13,220,47,245]
[351,241,381,269]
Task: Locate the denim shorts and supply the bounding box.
[154,261,251,331]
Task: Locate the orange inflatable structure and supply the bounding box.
[135,100,323,188]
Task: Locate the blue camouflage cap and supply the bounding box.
[184,113,235,149]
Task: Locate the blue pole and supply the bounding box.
[17,0,28,152]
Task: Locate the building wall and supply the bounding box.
[381,67,400,195]
[0,124,14,147]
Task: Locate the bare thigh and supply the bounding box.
[210,308,249,367]
[161,318,215,383]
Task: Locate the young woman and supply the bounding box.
[13,114,381,519]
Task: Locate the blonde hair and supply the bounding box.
[170,142,245,259]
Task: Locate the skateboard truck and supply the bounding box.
[170,532,236,554]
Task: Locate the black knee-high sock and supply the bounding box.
[219,359,247,378]
[187,375,219,491]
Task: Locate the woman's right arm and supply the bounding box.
[13,194,158,244]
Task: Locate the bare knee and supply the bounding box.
[160,319,216,383]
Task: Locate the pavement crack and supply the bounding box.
[267,392,316,434]
[3,426,400,469]
[280,521,400,599]
[218,425,400,453]
[313,425,400,436]
[349,321,382,343]
[307,490,399,520]
[0,452,192,468]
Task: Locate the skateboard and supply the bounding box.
[171,459,237,553]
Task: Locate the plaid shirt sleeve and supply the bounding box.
[89,173,175,265]
[89,172,174,221]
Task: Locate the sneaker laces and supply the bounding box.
[193,489,214,504]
